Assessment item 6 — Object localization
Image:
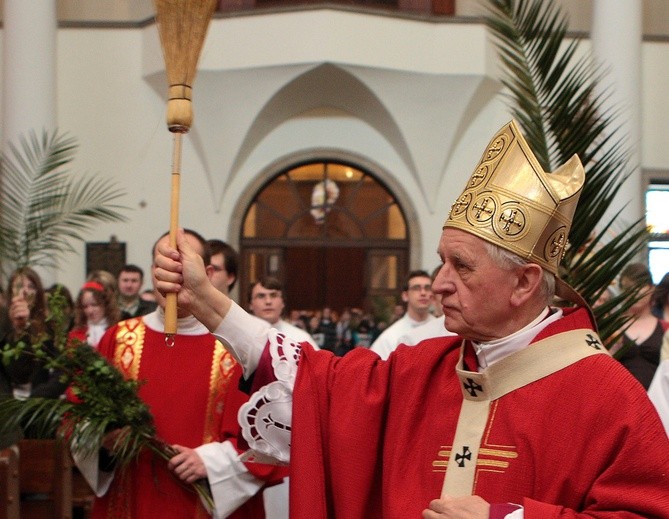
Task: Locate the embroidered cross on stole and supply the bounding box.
[441,328,608,498]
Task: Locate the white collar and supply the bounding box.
[86,319,109,348]
[87,318,108,329]
[472,307,563,369]
[143,308,209,336]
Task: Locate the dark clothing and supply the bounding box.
[318,319,337,352]
[0,306,10,344]
[619,320,667,389]
[0,366,11,396]
[0,324,66,440]
[0,313,66,400]
[351,326,373,349]
[0,365,22,449]
[651,304,668,320]
[0,334,67,399]
[335,320,353,356]
[119,299,157,321]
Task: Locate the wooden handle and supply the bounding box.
[153,0,217,338]
[164,133,182,337]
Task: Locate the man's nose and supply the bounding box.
[432,267,452,294]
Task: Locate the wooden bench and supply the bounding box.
[71,466,95,519]
[17,439,72,519]
[0,446,20,519]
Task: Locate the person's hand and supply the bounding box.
[9,294,31,330]
[167,444,207,484]
[154,228,209,313]
[154,228,231,330]
[422,495,490,519]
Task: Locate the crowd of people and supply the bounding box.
[0,257,451,407]
[0,119,667,518]
[0,232,293,518]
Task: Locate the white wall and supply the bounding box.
[1,10,667,295]
[642,41,669,168]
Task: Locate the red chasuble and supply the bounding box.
[92,318,276,519]
[289,308,669,518]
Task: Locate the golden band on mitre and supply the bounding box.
[444,120,584,279]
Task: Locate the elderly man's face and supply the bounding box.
[433,228,518,342]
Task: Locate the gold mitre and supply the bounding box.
[444,120,585,297]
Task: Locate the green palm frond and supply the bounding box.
[0,129,128,279]
[484,0,650,347]
[0,395,72,440]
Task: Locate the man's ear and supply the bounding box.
[401,291,409,304]
[204,264,215,280]
[226,275,236,290]
[510,263,543,307]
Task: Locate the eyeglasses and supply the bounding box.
[210,264,226,273]
[407,284,432,293]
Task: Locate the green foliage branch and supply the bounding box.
[484,0,650,348]
[0,288,214,509]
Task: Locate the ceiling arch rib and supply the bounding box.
[226,63,417,190]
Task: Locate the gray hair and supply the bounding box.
[483,242,555,305]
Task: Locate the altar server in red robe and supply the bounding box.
[155,121,669,518]
[75,229,283,519]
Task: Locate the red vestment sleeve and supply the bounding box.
[290,345,404,519]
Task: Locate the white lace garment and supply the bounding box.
[238,329,303,465]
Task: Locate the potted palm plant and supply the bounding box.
[0,129,128,285]
[484,0,650,348]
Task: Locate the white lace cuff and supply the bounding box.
[71,443,115,497]
[238,330,303,465]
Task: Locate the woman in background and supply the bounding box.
[652,272,669,321]
[46,283,76,332]
[0,267,66,399]
[616,263,669,389]
[651,272,669,363]
[68,279,120,349]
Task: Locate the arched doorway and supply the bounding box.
[240,161,409,320]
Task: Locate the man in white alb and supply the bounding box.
[370,270,436,359]
[248,276,317,348]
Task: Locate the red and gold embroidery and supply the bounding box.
[113,318,145,381]
[432,402,518,477]
[202,342,236,444]
[432,445,518,473]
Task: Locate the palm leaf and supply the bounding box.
[0,395,72,440]
[484,0,650,347]
[0,129,128,280]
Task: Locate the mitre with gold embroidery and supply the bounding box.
[443,119,586,305]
